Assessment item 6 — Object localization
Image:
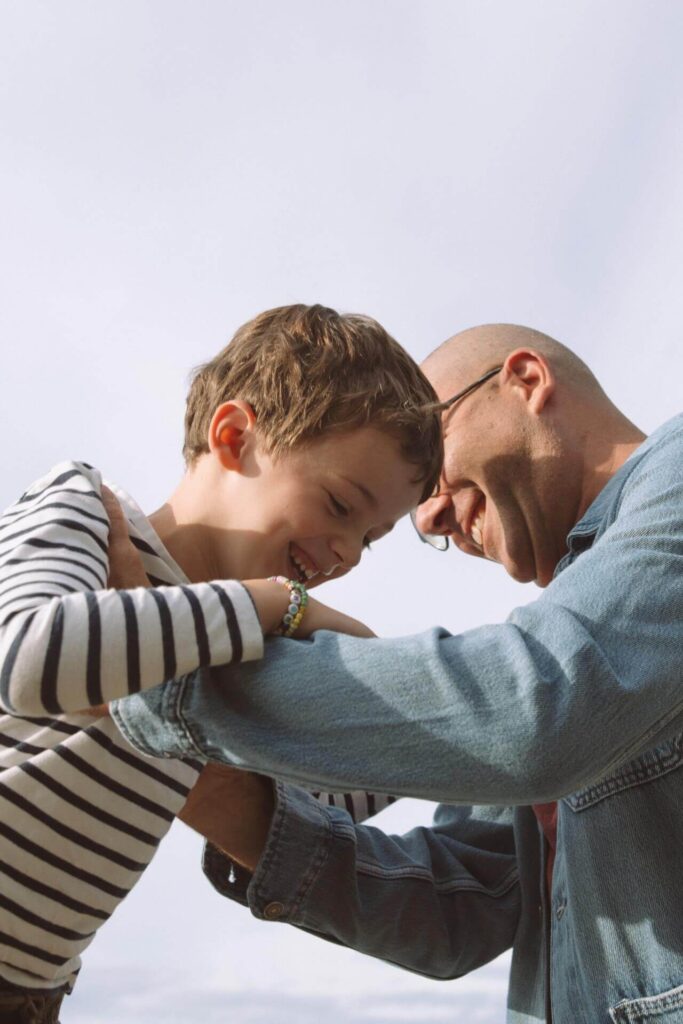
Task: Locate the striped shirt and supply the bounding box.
[0,461,264,990]
[0,462,395,991]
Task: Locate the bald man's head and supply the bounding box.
[423,324,605,403]
[415,323,644,587]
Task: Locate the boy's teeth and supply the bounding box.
[291,551,316,581]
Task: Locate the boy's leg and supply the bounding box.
[0,978,65,1023]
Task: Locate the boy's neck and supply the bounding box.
[147,505,212,584]
[148,472,230,584]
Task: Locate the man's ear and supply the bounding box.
[208,401,257,471]
[501,348,555,415]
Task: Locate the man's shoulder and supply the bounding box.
[611,414,683,524]
[572,416,683,549]
[640,412,683,453]
[624,414,683,485]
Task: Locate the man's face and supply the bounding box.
[415,362,576,587]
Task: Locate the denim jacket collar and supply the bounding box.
[557,428,655,573]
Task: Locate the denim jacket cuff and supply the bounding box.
[203,781,332,924]
[111,676,195,758]
[201,843,252,907]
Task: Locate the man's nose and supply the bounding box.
[414,492,454,540]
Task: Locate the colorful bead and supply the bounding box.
[267,576,309,637]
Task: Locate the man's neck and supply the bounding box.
[577,416,646,521]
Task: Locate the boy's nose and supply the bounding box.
[414,492,454,542]
[332,534,363,572]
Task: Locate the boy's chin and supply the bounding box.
[307,567,349,589]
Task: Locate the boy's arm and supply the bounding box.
[0,462,264,715]
[98,514,396,832]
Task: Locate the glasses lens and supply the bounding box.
[409,510,449,551]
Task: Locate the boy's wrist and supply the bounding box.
[266,576,308,636]
[242,579,295,635]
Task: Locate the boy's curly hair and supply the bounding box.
[184,304,443,502]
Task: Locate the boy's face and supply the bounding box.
[211,426,425,586]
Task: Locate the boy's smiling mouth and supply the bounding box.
[288,542,342,583]
[289,543,318,582]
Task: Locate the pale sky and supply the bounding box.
[1,2,682,1021]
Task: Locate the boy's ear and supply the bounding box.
[208,401,257,470]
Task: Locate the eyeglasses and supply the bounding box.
[410,365,503,551]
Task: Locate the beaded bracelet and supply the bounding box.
[267,576,309,637]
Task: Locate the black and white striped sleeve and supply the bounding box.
[0,463,263,715]
[309,790,399,823]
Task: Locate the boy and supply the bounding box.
[0,303,441,1020]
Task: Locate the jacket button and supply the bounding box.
[264,901,285,920]
[556,903,566,920]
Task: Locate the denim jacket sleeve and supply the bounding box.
[112,417,683,805]
[202,784,519,979]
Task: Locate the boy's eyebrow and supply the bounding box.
[339,476,378,508]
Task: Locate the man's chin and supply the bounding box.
[530,555,557,588]
[501,551,538,585]
[500,533,553,586]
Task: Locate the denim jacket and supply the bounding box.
[113,414,683,1024]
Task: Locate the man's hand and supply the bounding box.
[178,763,275,871]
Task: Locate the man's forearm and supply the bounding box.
[113,435,683,806]
[178,764,274,871]
[204,788,521,981]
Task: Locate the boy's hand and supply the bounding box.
[101,485,149,589]
[83,486,150,717]
[296,595,376,639]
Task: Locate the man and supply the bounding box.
[112,324,683,1024]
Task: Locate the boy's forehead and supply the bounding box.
[324,429,395,471]
[320,427,424,490]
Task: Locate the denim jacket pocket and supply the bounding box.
[610,982,683,1022]
[563,732,683,813]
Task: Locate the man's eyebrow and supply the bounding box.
[339,476,378,508]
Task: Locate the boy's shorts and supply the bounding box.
[0,976,65,1023]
